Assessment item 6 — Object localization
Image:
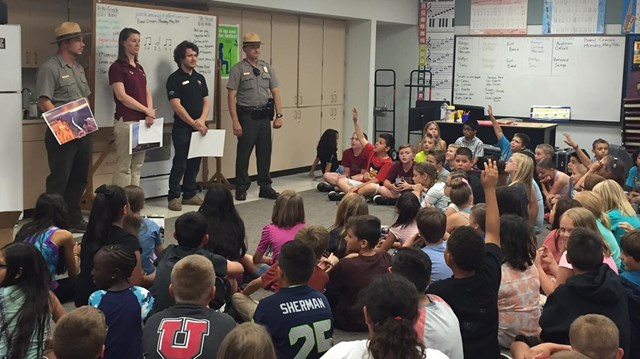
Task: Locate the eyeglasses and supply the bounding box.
[0,264,7,268]
[350,137,359,141]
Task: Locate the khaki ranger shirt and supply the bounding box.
[37,55,91,107]
[227,59,279,107]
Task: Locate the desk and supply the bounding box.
[437,121,558,149]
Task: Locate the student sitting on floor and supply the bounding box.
[377,192,420,252]
[328,107,394,202]
[426,158,502,359]
[52,306,108,359]
[453,147,485,203]
[511,228,630,359]
[321,274,449,359]
[317,108,377,193]
[487,105,529,161]
[309,128,341,177]
[150,212,236,315]
[454,118,484,165]
[358,144,415,205]
[537,158,571,209]
[426,149,451,183]
[89,245,154,359]
[516,314,625,359]
[412,161,449,211]
[252,190,306,273]
[231,225,331,322]
[404,207,453,282]
[323,215,392,332]
[445,144,461,171]
[254,240,333,359]
[392,247,463,359]
[445,174,474,233]
[414,133,437,163]
[143,255,236,359]
[535,143,555,164]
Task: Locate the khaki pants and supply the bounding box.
[112,119,145,187]
[231,292,259,322]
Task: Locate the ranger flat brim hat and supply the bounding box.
[50,22,91,44]
[242,32,263,46]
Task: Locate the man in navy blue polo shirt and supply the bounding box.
[166,41,210,211]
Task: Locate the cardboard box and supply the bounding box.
[0,211,22,248]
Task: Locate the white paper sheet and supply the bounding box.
[138,117,164,144]
[188,129,225,159]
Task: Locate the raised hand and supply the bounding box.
[562,132,577,148]
[481,158,499,188]
[352,107,359,122]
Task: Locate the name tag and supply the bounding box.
[243,72,251,76]
[61,75,70,79]
[182,80,190,85]
[263,66,268,73]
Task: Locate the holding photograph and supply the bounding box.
[42,98,98,145]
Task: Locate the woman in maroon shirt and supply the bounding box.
[109,27,155,187]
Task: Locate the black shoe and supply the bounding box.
[328,191,345,201]
[373,195,396,206]
[317,182,334,192]
[70,219,88,233]
[235,190,247,201]
[259,187,279,199]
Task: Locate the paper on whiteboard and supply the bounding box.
[188,129,225,159]
[138,117,164,144]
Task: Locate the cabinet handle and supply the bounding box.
[25,51,29,65]
[34,51,38,65]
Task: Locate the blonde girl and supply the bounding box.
[505,152,538,226]
[593,179,640,244]
[423,121,447,152]
[536,207,615,295]
[574,191,622,271]
[328,193,368,258]
[445,176,474,233]
[412,162,448,211]
[252,190,305,272]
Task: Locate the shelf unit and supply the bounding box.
[373,69,396,140]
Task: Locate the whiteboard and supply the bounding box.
[94,2,216,127]
[453,36,625,122]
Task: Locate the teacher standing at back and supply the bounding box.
[109,27,155,187]
[227,32,283,201]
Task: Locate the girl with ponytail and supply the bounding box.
[74,185,145,306]
[321,274,449,359]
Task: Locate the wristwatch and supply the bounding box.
[276,113,283,118]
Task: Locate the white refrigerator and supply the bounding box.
[0,25,24,212]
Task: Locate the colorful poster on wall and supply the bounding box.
[622,0,640,34]
[419,0,455,102]
[543,0,606,34]
[470,0,528,35]
[218,24,239,78]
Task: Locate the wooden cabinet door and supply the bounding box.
[6,0,31,67]
[241,11,271,62]
[271,14,299,108]
[322,20,346,106]
[30,0,67,67]
[297,17,323,107]
[271,107,298,171]
[296,107,321,167]
[318,105,344,139]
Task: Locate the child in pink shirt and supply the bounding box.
[253,190,306,274]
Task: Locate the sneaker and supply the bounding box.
[69,219,88,233]
[168,198,182,211]
[259,187,279,200]
[182,195,203,206]
[317,182,334,192]
[373,195,396,206]
[235,190,247,201]
[328,191,345,201]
